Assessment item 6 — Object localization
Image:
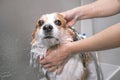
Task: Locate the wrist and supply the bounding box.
[73,4,97,20]
[65,42,76,56]
[72,6,85,20]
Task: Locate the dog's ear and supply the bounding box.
[31,17,42,45]
[32,16,42,39]
[31,26,37,44]
[57,13,67,28]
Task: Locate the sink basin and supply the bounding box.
[88,63,120,80]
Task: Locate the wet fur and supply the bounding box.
[31,13,90,80]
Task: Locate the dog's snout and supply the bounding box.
[43,24,53,32]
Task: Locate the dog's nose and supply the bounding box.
[43,24,53,32]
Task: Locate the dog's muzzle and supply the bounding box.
[43,24,53,33]
[43,24,54,39]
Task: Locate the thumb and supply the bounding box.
[67,19,77,27]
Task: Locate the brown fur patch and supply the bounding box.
[79,52,91,80]
[57,13,75,38]
[81,68,89,80]
[57,13,67,28]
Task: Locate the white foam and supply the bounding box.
[30,42,47,67]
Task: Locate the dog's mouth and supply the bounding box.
[43,35,59,42]
[44,36,54,39]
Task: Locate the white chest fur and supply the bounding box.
[56,54,84,80]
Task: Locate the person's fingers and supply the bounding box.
[60,12,66,18]
[67,19,77,27]
[40,57,50,65]
[56,65,64,74]
[47,66,58,72]
[43,63,52,68]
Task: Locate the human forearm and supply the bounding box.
[61,0,120,26]
[73,0,120,19]
[69,23,120,53]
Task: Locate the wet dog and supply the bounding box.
[30,13,90,80]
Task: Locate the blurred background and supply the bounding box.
[0,0,120,80]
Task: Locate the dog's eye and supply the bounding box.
[54,20,61,26]
[38,20,44,26]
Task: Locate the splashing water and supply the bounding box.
[30,39,58,80]
[30,41,47,74]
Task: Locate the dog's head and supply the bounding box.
[32,13,75,47]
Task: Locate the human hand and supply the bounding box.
[60,8,78,27]
[39,43,72,74]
